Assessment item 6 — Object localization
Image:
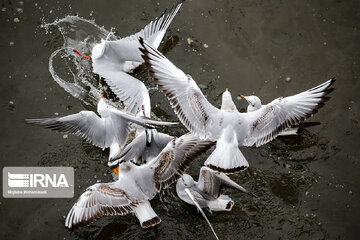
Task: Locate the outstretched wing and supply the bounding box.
[65,182,141,229]
[92,1,183,73]
[140,39,222,141]
[241,78,335,147]
[121,1,184,48]
[25,111,119,149]
[148,133,214,191]
[109,108,178,128]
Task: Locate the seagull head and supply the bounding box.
[221,88,237,112]
[97,94,110,117]
[240,95,262,112]
[91,39,106,60]
[179,174,195,188]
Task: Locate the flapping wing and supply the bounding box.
[26,111,114,149]
[197,167,251,198]
[65,182,141,229]
[109,108,178,128]
[121,0,183,48]
[241,78,336,147]
[92,1,183,73]
[149,133,215,191]
[103,71,151,115]
[140,39,222,140]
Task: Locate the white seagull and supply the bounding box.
[176,166,256,240]
[25,95,177,160]
[90,1,184,117]
[177,166,255,212]
[140,38,335,173]
[64,133,214,229]
[241,95,321,136]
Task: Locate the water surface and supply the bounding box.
[0,0,359,239]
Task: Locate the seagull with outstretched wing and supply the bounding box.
[241,95,321,136]
[65,133,214,229]
[25,95,177,160]
[139,38,335,173]
[90,0,184,117]
[177,166,255,212]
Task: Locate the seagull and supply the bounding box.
[176,167,256,240]
[176,166,255,212]
[90,1,184,117]
[64,133,214,229]
[25,95,177,160]
[139,38,335,173]
[241,95,321,136]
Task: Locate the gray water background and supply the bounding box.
[0,0,359,239]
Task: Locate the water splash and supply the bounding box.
[42,16,118,106]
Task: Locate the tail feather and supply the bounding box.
[205,131,248,173]
[208,195,234,212]
[133,201,161,228]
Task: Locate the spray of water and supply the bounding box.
[42,16,118,106]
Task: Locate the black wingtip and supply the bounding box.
[330,76,336,84]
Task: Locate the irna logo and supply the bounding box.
[3,167,74,198]
[8,172,69,188]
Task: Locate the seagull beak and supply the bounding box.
[101,94,104,98]
[241,95,251,104]
[112,166,119,175]
[226,88,228,91]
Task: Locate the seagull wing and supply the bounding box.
[92,1,183,73]
[121,1,183,49]
[103,71,150,115]
[240,78,335,147]
[109,108,178,128]
[148,133,214,191]
[140,39,222,140]
[110,131,147,162]
[197,167,251,198]
[153,132,173,149]
[65,182,143,229]
[25,111,123,149]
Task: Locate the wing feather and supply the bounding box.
[26,111,111,149]
[241,78,335,147]
[65,182,140,229]
[149,133,214,191]
[140,39,222,140]
[103,71,150,115]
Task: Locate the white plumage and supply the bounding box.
[140,38,335,173]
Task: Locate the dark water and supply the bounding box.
[1,0,359,239]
